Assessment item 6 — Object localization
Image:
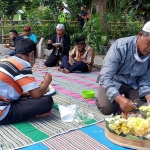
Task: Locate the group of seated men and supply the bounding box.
[0,23,95,125]
[44,24,95,74]
[0,21,150,125]
[5,26,37,56]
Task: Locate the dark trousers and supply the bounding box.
[45,53,67,67]
[0,95,53,125]
[61,55,89,72]
[96,84,146,115]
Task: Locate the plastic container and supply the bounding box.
[81,90,95,99]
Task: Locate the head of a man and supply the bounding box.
[9,30,18,40]
[137,21,150,56]
[59,7,64,12]
[75,37,86,52]
[56,24,65,37]
[24,26,31,36]
[81,6,85,12]
[15,39,36,66]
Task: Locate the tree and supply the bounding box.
[38,0,63,21]
[128,0,150,23]
[0,0,39,20]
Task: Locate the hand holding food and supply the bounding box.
[44,73,52,84]
[116,95,137,112]
[39,82,50,93]
[48,40,52,44]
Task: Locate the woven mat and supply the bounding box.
[0,59,107,150]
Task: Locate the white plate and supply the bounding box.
[44,85,56,96]
[52,43,61,47]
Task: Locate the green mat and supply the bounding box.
[0,94,106,150]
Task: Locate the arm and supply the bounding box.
[29,73,52,98]
[69,47,76,61]
[47,36,54,50]
[16,67,52,99]
[85,48,95,65]
[79,13,87,20]
[138,67,150,104]
[98,43,136,111]
[9,46,15,50]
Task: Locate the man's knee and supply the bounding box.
[44,60,55,67]
[76,61,85,66]
[96,99,114,115]
[43,95,54,110]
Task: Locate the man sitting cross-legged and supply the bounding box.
[0,39,53,125]
[58,37,95,73]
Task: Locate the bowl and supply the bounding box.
[52,43,61,47]
[81,90,95,99]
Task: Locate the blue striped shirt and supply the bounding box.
[97,36,150,102]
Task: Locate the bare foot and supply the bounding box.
[52,67,60,70]
[62,68,70,74]
[35,110,52,118]
[58,68,64,72]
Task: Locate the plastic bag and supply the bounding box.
[58,104,94,123]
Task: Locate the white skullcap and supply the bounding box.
[142,21,150,33]
[56,24,65,30]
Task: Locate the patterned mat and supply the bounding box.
[0,59,107,150]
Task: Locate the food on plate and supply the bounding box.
[105,112,150,140]
[139,105,150,117]
[52,43,61,47]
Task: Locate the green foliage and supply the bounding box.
[128,0,150,22]
[0,0,39,20]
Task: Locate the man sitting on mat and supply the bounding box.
[0,39,53,125]
[44,24,70,67]
[58,37,95,73]
[96,21,150,115]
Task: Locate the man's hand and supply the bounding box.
[115,95,137,112]
[48,40,52,44]
[44,73,52,84]
[68,59,77,66]
[68,60,74,66]
[145,94,150,105]
[4,45,10,48]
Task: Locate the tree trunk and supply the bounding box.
[94,0,107,32]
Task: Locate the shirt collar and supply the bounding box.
[133,36,150,62]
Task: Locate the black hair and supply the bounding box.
[75,37,85,45]
[9,30,18,36]
[15,39,36,56]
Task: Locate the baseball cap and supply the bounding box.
[142,21,150,33]
[56,24,65,30]
[24,26,31,32]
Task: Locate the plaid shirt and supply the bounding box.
[97,36,150,102]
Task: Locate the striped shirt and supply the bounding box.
[97,36,150,102]
[70,44,95,71]
[0,55,39,121]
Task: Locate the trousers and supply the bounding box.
[60,55,89,72]
[0,95,53,125]
[96,84,146,115]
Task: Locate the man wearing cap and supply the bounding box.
[44,24,70,67]
[96,21,150,115]
[57,37,95,73]
[21,26,37,44]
